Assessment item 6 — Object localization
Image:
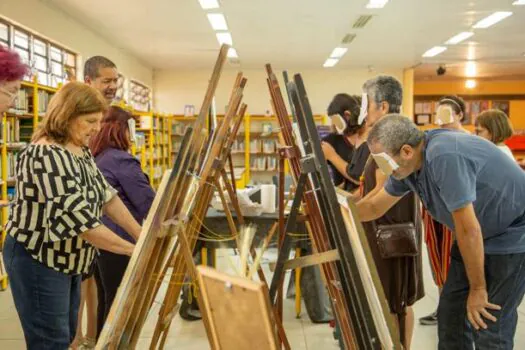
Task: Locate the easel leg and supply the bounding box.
[220,170,290,350]
[295,247,302,319]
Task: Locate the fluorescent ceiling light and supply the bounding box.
[513,0,525,5]
[198,0,220,10]
[473,12,513,29]
[227,48,238,58]
[465,79,477,89]
[422,46,447,58]
[216,32,233,46]
[445,32,474,45]
[465,61,477,77]
[323,58,339,68]
[207,13,228,31]
[366,0,389,9]
[330,47,348,58]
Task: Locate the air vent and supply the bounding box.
[341,34,357,44]
[353,15,373,29]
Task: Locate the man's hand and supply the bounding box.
[321,141,336,162]
[466,288,501,330]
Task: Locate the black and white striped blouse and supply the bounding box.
[5,144,116,275]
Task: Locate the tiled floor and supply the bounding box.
[1,246,525,349]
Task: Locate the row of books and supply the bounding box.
[250,139,277,154]
[172,122,190,136]
[0,152,21,180]
[8,90,53,115]
[250,156,278,171]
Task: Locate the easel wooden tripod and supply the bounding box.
[266,65,402,350]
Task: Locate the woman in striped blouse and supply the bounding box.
[3,81,142,350]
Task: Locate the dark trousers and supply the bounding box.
[95,249,130,337]
[3,234,81,350]
[438,243,525,350]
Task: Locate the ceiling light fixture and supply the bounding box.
[323,58,339,68]
[445,32,474,45]
[207,13,228,31]
[227,48,238,58]
[465,79,477,89]
[465,61,477,77]
[422,46,447,58]
[513,0,525,5]
[198,0,220,10]
[473,12,513,29]
[366,0,389,9]
[216,32,233,46]
[330,47,348,58]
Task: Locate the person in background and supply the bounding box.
[321,94,362,191]
[357,75,423,349]
[89,106,155,335]
[475,109,515,161]
[322,95,368,195]
[419,94,469,326]
[434,95,471,133]
[3,82,141,350]
[359,114,525,349]
[71,55,120,349]
[0,45,26,113]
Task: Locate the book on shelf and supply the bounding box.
[38,91,53,116]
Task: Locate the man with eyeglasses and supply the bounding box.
[358,114,525,349]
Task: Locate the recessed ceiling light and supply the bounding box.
[513,0,525,5]
[323,58,339,68]
[366,0,389,9]
[465,79,477,89]
[330,47,348,58]
[422,46,447,58]
[465,61,477,77]
[216,32,233,46]
[445,32,474,45]
[473,12,513,29]
[207,13,228,31]
[227,48,238,58]
[198,0,220,10]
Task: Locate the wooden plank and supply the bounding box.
[283,249,339,270]
[197,266,279,350]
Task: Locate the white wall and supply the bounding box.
[0,0,152,86]
[153,68,404,115]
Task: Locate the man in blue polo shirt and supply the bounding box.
[357,114,525,349]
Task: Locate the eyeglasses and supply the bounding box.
[0,87,18,103]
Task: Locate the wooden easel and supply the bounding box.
[265,65,402,350]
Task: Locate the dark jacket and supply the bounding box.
[95,147,155,243]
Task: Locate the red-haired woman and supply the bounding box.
[89,106,155,336]
[0,44,28,113]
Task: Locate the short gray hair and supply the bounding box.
[363,75,403,113]
[367,114,425,154]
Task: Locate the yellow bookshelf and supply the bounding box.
[167,114,325,189]
[0,76,59,291]
[136,113,171,190]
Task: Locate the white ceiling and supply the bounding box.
[46,0,525,75]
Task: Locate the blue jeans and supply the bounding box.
[3,234,81,350]
[438,243,525,350]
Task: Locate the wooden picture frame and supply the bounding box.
[196,266,279,350]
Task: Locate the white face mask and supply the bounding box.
[371,152,399,176]
[330,114,347,135]
[358,93,368,125]
[434,105,455,125]
[128,118,136,142]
